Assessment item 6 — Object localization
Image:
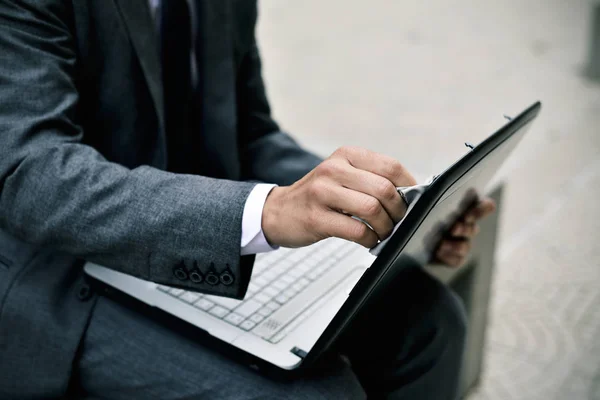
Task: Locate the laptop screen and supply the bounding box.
[399,120,535,267]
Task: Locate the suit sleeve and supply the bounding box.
[0,0,255,299]
[236,5,324,186]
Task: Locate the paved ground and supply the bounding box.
[256,1,600,398]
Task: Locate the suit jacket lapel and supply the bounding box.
[112,0,165,132]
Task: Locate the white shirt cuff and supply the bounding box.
[240,183,279,256]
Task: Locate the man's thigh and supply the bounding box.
[338,266,468,399]
[73,295,366,400]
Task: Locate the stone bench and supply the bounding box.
[425,184,504,398]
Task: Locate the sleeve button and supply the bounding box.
[173,263,189,281]
[220,271,234,286]
[190,270,204,284]
[205,272,219,286]
[189,262,204,283]
[77,284,93,301]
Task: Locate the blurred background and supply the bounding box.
[256,0,600,399]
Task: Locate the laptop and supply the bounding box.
[84,101,542,378]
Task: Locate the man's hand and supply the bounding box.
[433,198,496,268]
[262,146,417,249]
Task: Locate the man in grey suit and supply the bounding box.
[0,0,495,398]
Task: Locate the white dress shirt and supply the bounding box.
[149,0,278,256]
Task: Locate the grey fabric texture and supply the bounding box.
[0,0,320,397]
[70,269,466,400]
[70,266,466,400]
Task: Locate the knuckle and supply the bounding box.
[333,146,350,157]
[316,160,333,177]
[334,146,361,159]
[307,182,320,198]
[307,180,327,200]
[317,159,341,178]
[385,159,404,178]
[342,145,358,154]
[376,179,398,201]
[361,198,381,217]
[387,160,417,186]
[349,222,369,242]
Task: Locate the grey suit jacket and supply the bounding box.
[0,0,321,397]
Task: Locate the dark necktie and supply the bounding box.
[160,0,194,173]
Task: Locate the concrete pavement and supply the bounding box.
[256,1,600,398]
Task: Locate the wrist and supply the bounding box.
[262,186,284,247]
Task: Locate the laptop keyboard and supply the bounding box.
[156,238,360,342]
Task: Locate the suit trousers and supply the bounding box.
[69,266,467,400]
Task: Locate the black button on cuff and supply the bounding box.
[173,266,188,281]
[189,270,204,284]
[77,284,93,301]
[205,272,219,286]
[220,271,234,286]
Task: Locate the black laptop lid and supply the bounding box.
[303,101,542,367]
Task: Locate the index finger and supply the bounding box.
[465,198,496,223]
[333,146,417,188]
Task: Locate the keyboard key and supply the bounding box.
[249,314,264,323]
[258,307,273,317]
[262,270,278,281]
[288,268,304,278]
[194,298,215,311]
[321,261,337,271]
[272,260,294,275]
[336,243,358,258]
[179,292,201,304]
[254,293,271,304]
[275,294,289,304]
[280,275,295,284]
[286,251,306,263]
[294,263,312,273]
[254,276,269,287]
[252,264,356,339]
[307,270,320,280]
[209,306,228,318]
[169,288,184,296]
[272,279,287,290]
[283,288,297,298]
[234,299,263,317]
[266,301,281,311]
[252,260,269,275]
[240,320,256,331]
[204,295,242,310]
[224,313,244,326]
[263,287,279,297]
[291,282,304,292]
[303,255,321,265]
[298,278,311,287]
[156,285,170,292]
[248,282,260,293]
